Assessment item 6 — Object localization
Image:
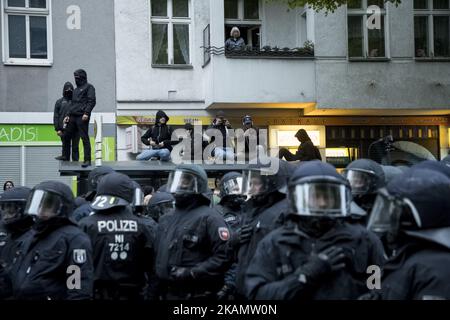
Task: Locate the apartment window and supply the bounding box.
[225,0,261,48]
[150,0,191,65]
[414,0,450,58]
[347,0,388,58]
[1,0,52,65]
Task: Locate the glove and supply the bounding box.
[296,246,346,285]
[170,267,195,281]
[239,224,253,245]
[216,284,234,301]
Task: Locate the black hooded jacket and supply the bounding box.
[141,111,174,151]
[53,82,74,131]
[70,69,96,117]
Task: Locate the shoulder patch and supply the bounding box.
[73,249,87,264]
[218,227,230,241]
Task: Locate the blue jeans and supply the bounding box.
[136,148,171,161]
[214,147,235,161]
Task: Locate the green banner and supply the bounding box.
[0,124,60,143]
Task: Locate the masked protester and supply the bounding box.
[79,173,155,300]
[145,192,174,223]
[0,187,34,299]
[154,164,232,300]
[72,166,115,223]
[245,161,385,300]
[364,168,450,300]
[343,159,385,223]
[214,172,245,300]
[54,82,79,162]
[69,69,96,168]
[233,159,292,298]
[137,110,173,161]
[9,181,93,300]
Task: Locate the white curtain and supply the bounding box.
[152,23,167,64]
[174,24,189,64]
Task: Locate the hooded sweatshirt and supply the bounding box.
[141,110,174,151]
[70,69,97,117]
[53,82,74,131]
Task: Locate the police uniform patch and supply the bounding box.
[218,227,230,241]
[73,249,87,264]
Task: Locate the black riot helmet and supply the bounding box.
[368,168,450,249]
[91,172,134,211]
[242,158,292,200]
[167,164,209,198]
[288,161,352,218]
[88,166,115,191]
[25,181,75,220]
[0,187,32,225]
[146,192,175,222]
[413,160,450,180]
[219,172,243,198]
[344,159,385,196]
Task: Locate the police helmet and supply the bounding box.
[344,159,385,196]
[91,172,134,210]
[0,187,32,225]
[25,181,74,219]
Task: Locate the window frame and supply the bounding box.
[346,0,390,60]
[150,0,193,67]
[414,0,450,59]
[225,0,262,49]
[1,0,53,66]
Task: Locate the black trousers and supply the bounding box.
[61,122,80,161]
[278,148,301,161]
[72,116,91,161]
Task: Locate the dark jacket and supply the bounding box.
[70,70,96,117]
[53,82,74,131]
[245,220,385,300]
[206,120,234,150]
[155,199,232,295]
[296,140,322,161]
[225,37,245,51]
[79,206,154,293]
[141,111,174,151]
[10,217,94,300]
[378,238,450,300]
[235,193,288,296]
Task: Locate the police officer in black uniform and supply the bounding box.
[234,159,291,297]
[364,168,450,300]
[343,159,386,223]
[79,172,155,300]
[10,181,94,300]
[145,191,175,223]
[214,172,246,300]
[0,187,34,299]
[245,161,385,300]
[154,164,232,300]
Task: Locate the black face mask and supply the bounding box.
[64,90,73,99]
[221,195,245,210]
[75,77,86,87]
[354,194,377,212]
[297,216,338,238]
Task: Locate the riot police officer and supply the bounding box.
[0,187,34,299]
[234,159,292,297]
[343,159,385,224]
[214,172,246,300]
[154,164,232,300]
[10,181,93,300]
[364,168,450,300]
[79,172,155,300]
[145,191,175,223]
[245,161,385,300]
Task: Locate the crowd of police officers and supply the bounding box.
[1,155,450,300]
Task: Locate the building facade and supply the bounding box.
[0,0,116,188]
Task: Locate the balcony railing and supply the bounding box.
[225,45,314,59]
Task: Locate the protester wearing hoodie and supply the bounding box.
[69,69,96,168]
[54,82,79,161]
[278,129,322,162]
[225,27,245,51]
[137,110,173,161]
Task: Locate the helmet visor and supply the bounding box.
[25,190,63,220]
[367,189,402,234]
[242,170,272,198]
[344,170,375,195]
[289,182,351,217]
[133,188,144,207]
[222,177,243,196]
[0,201,26,222]
[167,170,199,194]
